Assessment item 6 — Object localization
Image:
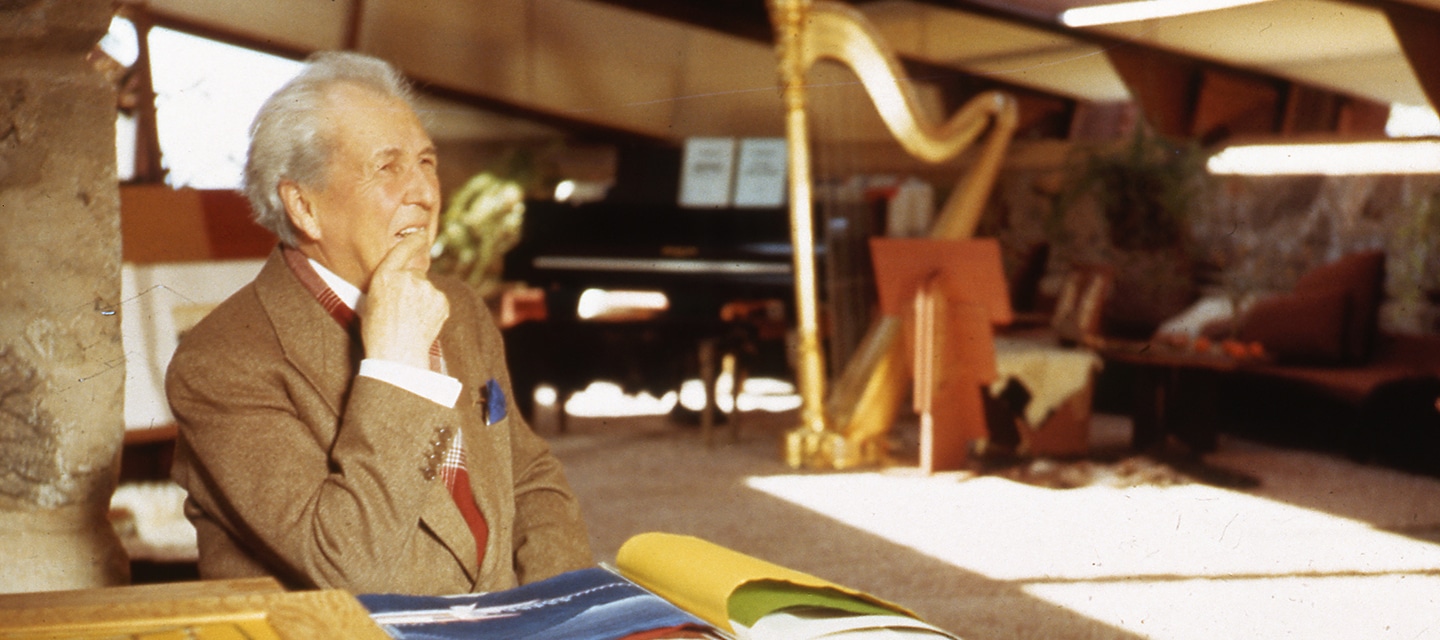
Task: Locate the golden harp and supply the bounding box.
[768,0,1019,468]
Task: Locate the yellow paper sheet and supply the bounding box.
[614,532,913,632]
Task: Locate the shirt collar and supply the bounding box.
[308,258,363,311]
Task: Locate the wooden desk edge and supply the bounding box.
[0,579,389,639]
[0,577,281,610]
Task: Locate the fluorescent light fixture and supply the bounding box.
[1060,0,1272,27]
[1207,140,1440,175]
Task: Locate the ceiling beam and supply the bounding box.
[1379,1,1440,111]
[344,0,365,51]
[580,0,775,42]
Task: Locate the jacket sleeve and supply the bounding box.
[168,316,466,593]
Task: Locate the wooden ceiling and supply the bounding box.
[129,0,1440,152]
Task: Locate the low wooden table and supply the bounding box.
[1096,340,1254,455]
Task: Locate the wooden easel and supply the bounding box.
[871,237,1013,473]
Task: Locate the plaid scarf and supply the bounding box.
[283,246,488,569]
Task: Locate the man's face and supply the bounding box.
[292,83,441,290]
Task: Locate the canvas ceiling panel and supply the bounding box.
[358,0,531,103]
[529,0,686,138]
[1278,56,1430,106]
[669,30,785,138]
[862,1,1127,102]
[412,94,560,142]
[1087,0,1421,106]
[864,0,1051,60]
[1091,0,1396,68]
[964,45,1130,102]
[147,0,347,52]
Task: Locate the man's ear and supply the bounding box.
[279,180,322,243]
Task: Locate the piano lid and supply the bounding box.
[505,200,814,283]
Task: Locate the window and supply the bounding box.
[147,27,304,189]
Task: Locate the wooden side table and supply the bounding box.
[1097,340,1248,455]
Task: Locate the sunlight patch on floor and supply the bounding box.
[745,471,1440,638]
[1027,573,1440,640]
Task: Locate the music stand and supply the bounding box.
[870,237,1013,473]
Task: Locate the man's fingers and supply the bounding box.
[377,230,429,274]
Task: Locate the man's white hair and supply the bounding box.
[243,51,417,246]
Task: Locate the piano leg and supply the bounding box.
[700,338,718,447]
[700,332,754,448]
[726,350,744,445]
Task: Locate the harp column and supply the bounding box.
[773,0,847,468]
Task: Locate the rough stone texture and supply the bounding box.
[0,0,110,55]
[990,166,1440,335]
[0,0,128,592]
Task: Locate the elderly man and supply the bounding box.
[167,51,593,594]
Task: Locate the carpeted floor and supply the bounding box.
[544,403,1440,639]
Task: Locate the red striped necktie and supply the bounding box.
[283,247,488,569]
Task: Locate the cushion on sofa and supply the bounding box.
[1293,250,1385,363]
[1236,289,1351,364]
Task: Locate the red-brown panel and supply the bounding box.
[198,189,276,259]
[1105,46,1197,138]
[1191,69,1281,143]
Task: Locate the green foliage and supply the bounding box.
[431,172,527,299]
[430,146,559,300]
[1397,187,1440,291]
[1055,125,1210,251]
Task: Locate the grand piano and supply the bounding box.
[500,199,810,422]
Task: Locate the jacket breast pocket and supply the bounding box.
[477,378,507,426]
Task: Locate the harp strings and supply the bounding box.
[811,62,884,379]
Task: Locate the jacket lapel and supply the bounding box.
[437,299,505,583]
[253,248,358,415]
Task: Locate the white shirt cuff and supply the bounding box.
[359,359,463,409]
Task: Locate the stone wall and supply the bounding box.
[0,0,128,592]
[986,164,1440,335]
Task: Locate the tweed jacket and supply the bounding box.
[167,247,593,594]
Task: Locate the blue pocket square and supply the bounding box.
[484,378,507,425]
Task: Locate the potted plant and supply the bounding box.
[1050,124,1213,335]
[1055,124,1209,251]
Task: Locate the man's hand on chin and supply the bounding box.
[361,231,449,370]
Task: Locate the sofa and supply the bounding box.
[1159,250,1440,473]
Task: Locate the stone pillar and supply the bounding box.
[0,0,128,592]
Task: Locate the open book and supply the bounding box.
[358,565,722,639]
[359,532,956,640]
[615,532,958,639]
